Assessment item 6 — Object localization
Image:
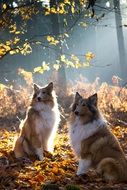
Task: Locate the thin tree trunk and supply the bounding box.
[50,0,67,92]
[113,0,127,81]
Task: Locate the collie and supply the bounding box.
[14,82,60,160]
[69,92,127,181]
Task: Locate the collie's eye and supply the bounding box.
[82,104,86,106]
[42,91,46,94]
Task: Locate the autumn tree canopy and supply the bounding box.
[0,0,126,76]
[0,1,109,67]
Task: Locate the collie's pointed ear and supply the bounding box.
[75,92,82,101]
[46,82,53,93]
[71,92,82,112]
[33,83,40,92]
[88,93,98,106]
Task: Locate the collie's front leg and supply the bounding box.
[76,159,91,176]
[35,147,44,161]
[32,135,44,161]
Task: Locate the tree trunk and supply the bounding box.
[50,0,67,93]
[113,0,127,81]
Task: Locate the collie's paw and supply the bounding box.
[17,157,32,164]
[76,159,91,176]
[36,155,44,161]
[76,170,85,176]
[36,148,44,161]
[76,172,87,177]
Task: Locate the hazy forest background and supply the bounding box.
[0,0,127,189]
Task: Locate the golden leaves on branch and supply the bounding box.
[20,43,32,55]
[45,0,84,15]
[79,22,88,28]
[34,62,50,74]
[0,37,32,58]
[33,52,95,74]
[53,64,61,71]
[47,36,59,45]
[85,51,95,61]
[45,3,67,15]
[0,43,11,58]
[59,53,94,69]
[9,43,32,56]
[3,4,7,10]
[13,5,39,21]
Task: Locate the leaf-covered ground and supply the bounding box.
[1,76,127,190]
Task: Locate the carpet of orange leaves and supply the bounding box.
[0,74,127,190]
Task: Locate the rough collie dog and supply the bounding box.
[14,82,60,160]
[69,92,127,182]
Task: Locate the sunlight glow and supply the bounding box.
[12,2,18,8]
[120,0,127,4]
[42,0,50,7]
[106,1,110,8]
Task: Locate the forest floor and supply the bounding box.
[1,76,127,190]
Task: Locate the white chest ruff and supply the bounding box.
[69,117,106,157]
[37,109,55,132]
[34,103,60,136]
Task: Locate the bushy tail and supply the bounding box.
[97,157,126,182]
[13,136,26,158]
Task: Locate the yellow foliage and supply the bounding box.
[6,41,11,46]
[64,0,71,5]
[60,54,66,62]
[71,6,75,14]
[19,6,38,21]
[34,62,50,74]
[64,33,69,38]
[10,50,16,55]
[0,47,5,57]
[9,24,17,34]
[14,37,20,44]
[75,62,82,68]
[71,54,79,62]
[42,62,50,71]
[85,52,95,61]
[47,36,59,45]
[71,1,75,13]
[45,3,67,15]
[21,43,32,55]
[3,3,7,10]
[0,43,11,57]
[66,60,75,67]
[15,31,21,35]
[47,36,54,42]
[53,64,61,71]
[33,66,43,73]
[79,22,87,27]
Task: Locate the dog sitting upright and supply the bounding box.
[69,92,127,182]
[14,82,60,160]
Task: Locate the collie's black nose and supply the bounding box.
[37,97,41,101]
[74,111,79,115]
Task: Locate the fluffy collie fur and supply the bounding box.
[13,82,60,160]
[69,92,127,182]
